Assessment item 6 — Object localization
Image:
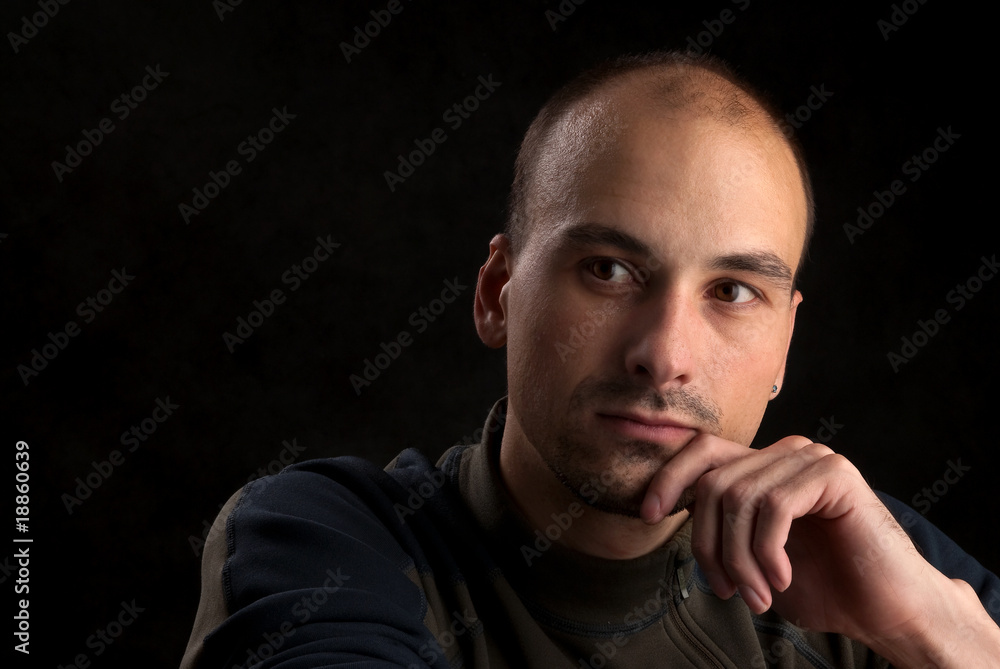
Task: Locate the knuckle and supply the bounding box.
[696,469,723,496]
[822,452,857,476]
[721,552,744,573]
[759,486,789,513]
[777,434,813,451]
[722,480,757,509]
[803,442,834,458]
[690,536,713,561]
[751,536,773,559]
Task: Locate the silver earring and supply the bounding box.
[771,385,778,393]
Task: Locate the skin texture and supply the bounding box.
[473,68,1000,666]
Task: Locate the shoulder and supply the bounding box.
[222,451,452,609]
[185,450,469,668]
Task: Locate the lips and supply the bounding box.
[595,410,698,444]
[600,410,695,429]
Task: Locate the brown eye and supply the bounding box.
[592,260,617,281]
[714,281,754,304]
[589,259,631,283]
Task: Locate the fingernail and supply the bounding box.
[738,585,766,613]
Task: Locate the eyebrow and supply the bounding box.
[561,222,794,291]
[560,223,653,257]
[709,252,793,291]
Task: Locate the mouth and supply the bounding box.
[595,410,698,445]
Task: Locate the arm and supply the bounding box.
[640,434,1000,668]
[183,460,454,669]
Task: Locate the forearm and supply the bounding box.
[863,577,1000,668]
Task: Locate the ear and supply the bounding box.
[474,234,513,348]
[770,290,803,399]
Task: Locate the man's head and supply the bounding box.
[506,51,814,280]
[474,51,811,518]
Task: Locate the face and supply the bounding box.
[496,92,807,518]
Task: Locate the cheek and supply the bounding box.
[505,280,569,397]
[692,316,761,382]
[705,316,791,442]
[507,279,618,415]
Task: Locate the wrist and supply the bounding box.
[861,577,998,668]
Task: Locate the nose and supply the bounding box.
[622,292,697,390]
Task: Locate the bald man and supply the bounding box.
[182,52,999,668]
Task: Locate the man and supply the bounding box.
[181,51,999,668]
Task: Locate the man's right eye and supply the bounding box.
[588,258,633,283]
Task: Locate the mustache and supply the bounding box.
[570,377,722,432]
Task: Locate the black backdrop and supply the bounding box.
[3,1,997,666]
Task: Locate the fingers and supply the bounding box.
[641,431,869,614]
[692,442,856,614]
[641,434,811,524]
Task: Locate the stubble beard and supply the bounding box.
[540,376,720,518]
[549,433,697,519]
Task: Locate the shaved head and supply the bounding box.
[505,51,814,285]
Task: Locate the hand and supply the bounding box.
[638,433,994,658]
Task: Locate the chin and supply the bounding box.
[547,434,668,519]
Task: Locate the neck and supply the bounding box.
[498,415,689,560]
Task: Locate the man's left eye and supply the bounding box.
[590,259,632,283]
[713,281,756,304]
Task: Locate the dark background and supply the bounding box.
[2,0,996,666]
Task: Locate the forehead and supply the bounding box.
[525,88,807,274]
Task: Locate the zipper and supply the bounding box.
[667,566,726,669]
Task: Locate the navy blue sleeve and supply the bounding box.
[877,491,1000,625]
[197,457,453,669]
